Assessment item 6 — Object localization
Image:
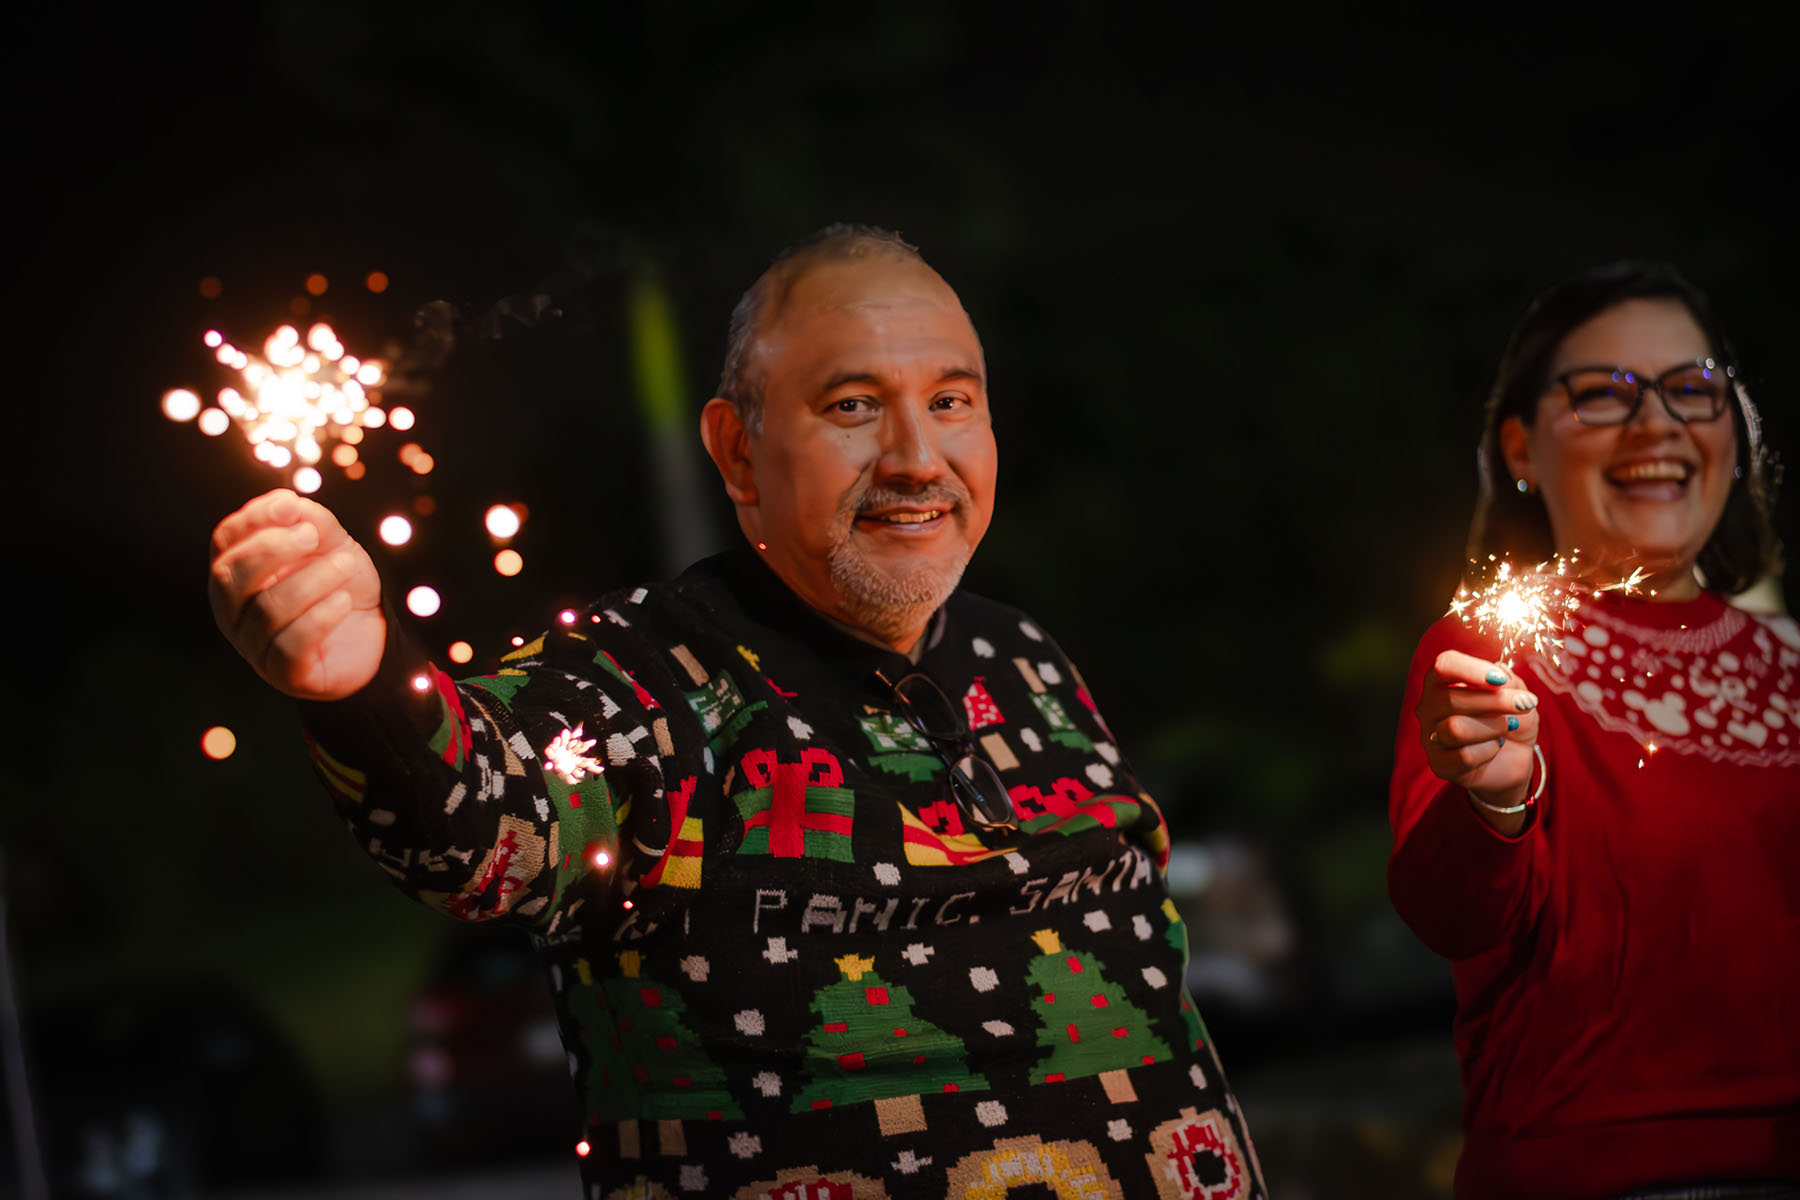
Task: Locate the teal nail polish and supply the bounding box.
[1486,667,1508,685]
[1507,716,1520,732]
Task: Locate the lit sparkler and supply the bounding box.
[1447,554,1652,666]
[544,725,606,785]
[162,322,399,493]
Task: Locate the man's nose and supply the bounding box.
[878,402,947,480]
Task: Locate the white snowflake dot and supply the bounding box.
[1020,621,1043,642]
[969,966,1000,993]
[679,1164,707,1192]
[734,1009,765,1037]
[753,1071,782,1097]
[1132,915,1154,941]
[1108,1118,1132,1142]
[1004,852,1031,875]
[976,1100,1009,1127]
[680,955,710,983]
[728,1131,762,1159]
[873,862,902,886]
[1083,910,1112,932]
[982,1020,1015,1037]
[972,637,996,658]
[1142,966,1168,989]
[1190,1062,1208,1089]
[1038,662,1063,685]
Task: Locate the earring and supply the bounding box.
[1515,478,1536,495]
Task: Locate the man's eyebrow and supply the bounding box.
[816,366,986,393]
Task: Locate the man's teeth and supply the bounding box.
[871,510,943,523]
[1608,461,1692,484]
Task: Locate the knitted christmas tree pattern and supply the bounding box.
[1143,1107,1248,1200]
[1030,691,1094,752]
[572,950,742,1123]
[856,710,943,782]
[791,953,988,1119]
[1027,929,1172,1084]
[683,669,766,754]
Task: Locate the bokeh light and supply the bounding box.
[448,641,473,664]
[592,850,611,868]
[406,586,441,617]
[413,495,437,517]
[389,406,415,431]
[411,673,431,692]
[344,461,366,480]
[331,444,358,467]
[162,389,201,421]
[365,270,389,293]
[378,515,413,546]
[559,610,577,625]
[407,451,434,476]
[198,276,223,299]
[484,504,522,539]
[305,273,329,296]
[197,408,230,436]
[494,549,523,577]
[293,466,323,494]
[200,726,237,760]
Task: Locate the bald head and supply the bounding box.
[717,224,937,434]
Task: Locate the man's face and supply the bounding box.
[737,255,997,643]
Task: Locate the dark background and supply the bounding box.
[9,5,1795,1196]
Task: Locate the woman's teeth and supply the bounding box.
[1607,461,1692,485]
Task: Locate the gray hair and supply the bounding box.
[716,223,925,434]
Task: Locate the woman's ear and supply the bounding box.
[700,397,758,505]
[1499,415,1534,491]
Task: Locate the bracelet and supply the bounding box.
[1470,744,1548,816]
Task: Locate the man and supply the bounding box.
[210,226,1265,1198]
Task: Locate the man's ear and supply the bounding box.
[700,397,757,505]
[1498,415,1534,490]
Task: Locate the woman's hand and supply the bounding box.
[209,488,387,701]
[1417,650,1541,833]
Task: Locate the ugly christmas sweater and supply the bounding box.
[1389,591,1800,1199]
[303,546,1265,1200]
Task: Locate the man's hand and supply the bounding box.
[1417,650,1541,832]
[209,488,386,701]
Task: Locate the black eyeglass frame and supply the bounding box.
[873,668,1018,832]
[1552,357,1736,427]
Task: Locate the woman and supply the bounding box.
[1389,261,1799,1199]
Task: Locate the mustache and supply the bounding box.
[850,483,970,516]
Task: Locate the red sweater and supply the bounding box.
[1389,591,1800,1199]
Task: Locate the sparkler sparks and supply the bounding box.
[1447,555,1653,665]
[162,321,404,493]
[544,725,606,785]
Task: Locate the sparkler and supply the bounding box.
[1447,554,1653,666]
[162,322,406,493]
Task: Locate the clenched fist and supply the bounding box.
[209,488,386,700]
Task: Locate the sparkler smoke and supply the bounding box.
[1447,554,1652,666]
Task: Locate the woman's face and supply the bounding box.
[1501,298,1738,590]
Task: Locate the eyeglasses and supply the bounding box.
[1553,358,1735,426]
[873,669,1017,831]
